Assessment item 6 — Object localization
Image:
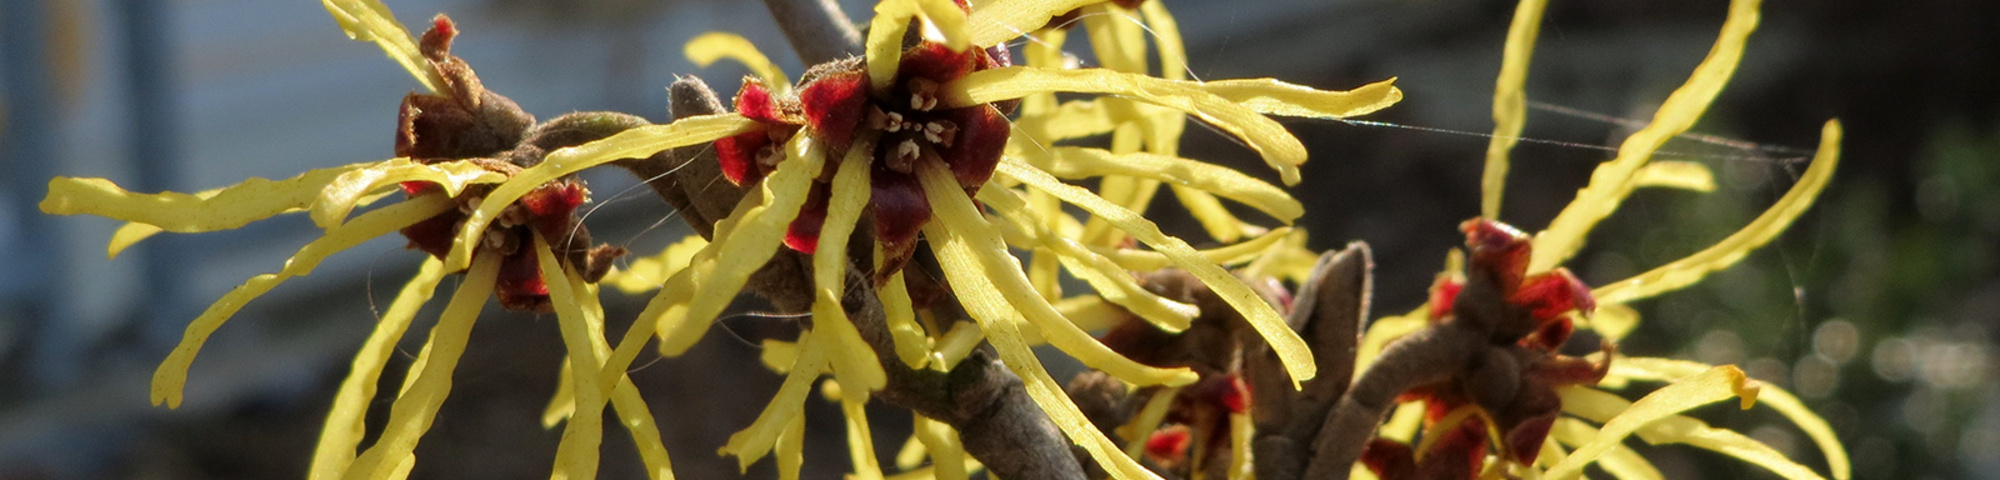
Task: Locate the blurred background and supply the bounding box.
[2,0,1995,478]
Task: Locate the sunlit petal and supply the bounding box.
[1194,78,1403,120]
[685,32,790,91]
[1481,0,1550,219]
[314,158,505,228]
[949,68,1309,184]
[152,195,451,408]
[1562,387,1827,480]
[1037,146,1303,222]
[1593,121,1839,304]
[923,163,1198,386]
[340,251,500,480]
[978,187,1199,332]
[319,0,445,92]
[534,235,610,479]
[1607,357,1849,480]
[812,142,890,392]
[997,158,1317,387]
[1543,366,1760,480]
[723,330,828,472]
[1631,160,1718,192]
[308,258,447,480]
[1529,0,1765,272]
[1550,417,1664,480]
[965,0,1099,48]
[42,161,376,233]
[602,234,707,295]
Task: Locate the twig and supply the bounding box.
[1245,243,1374,480]
[761,0,863,65]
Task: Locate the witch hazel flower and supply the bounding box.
[1334,0,1850,479]
[43,5,685,479]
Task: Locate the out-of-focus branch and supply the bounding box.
[761,0,863,65]
[1245,243,1374,480]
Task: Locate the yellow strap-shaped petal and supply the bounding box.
[1118,387,1180,458]
[1089,226,1291,272]
[448,114,758,270]
[656,134,824,356]
[542,359,577,428]
[602,234,708,295]
[1530,0,1764,272]
[1080,4,1147,74]
[554,265,678,480]
[1562,387,1828,480]
[1607,357,1849,480]
[913,415,968,480]
[1550,417,1665,480]
[1543,366,1761,480]
[978,186,1199,332]
[880,271,931,369]
[813,140,890,392]
[1010,101,1119,148]
[921,207,1164,480]
[315,158,505,228]
[320,0,444,93]
[866,0,918,94]
[1171,186,1251,243]
[997,159,1317,387]
[966,0,1099,48]
[308,258,447,480]
[722,330,828,471]
[1593,121,1839,304]
[1038,146,1303,223]
[1194,78,1404,120]
[842,395,887,480]
[340,250,499,480]
[42,161,376,232]
[1380,400,1427,443]
[776,414,807,480]
[685,32,790,92]
[1138,1,1187,81]
[1586,303,1641,343]
[152,195,451,408]
[949,68,1309,185]
[1482,0,1550,219]
[923,163,1198,386]
[535,235,610,480]
[1632,160,1718,192]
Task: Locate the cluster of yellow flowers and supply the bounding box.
[37,0,1848,479]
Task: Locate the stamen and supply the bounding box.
[891,140,922,172]
[908,78,939,111]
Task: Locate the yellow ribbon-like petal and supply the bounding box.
[997,159,1317,387]
[685,32,790,92]
[1543,366,1761,480]
[655,134,824,356]
[1010,101,1119,148]
[842,393,887,480]
[307,258,447,480]
[866,0,917,94]
[1138,1,1187,81]
[448,114,757,270]
[319,0,445,93]
[1593,121,1839,304]
[1549,417,1665,480]
[965,0,1100,48]
[542,359,577,428]
[602,234,708,295]
[949,68,1309,185]
[42,161,376,233]
[722,330,828,471]
[1194,77,1404,120]
[1631,160,1718,192]
[1482,0,1550,219]
[340,250,499,480]
[1529,0,1764,272]
[314,158,505,228]
[1088,226,1292,272]
[880,271,931,369]
[922,207,1164,480]
[776,414,807,480]
[1606,357,1849,480]
[152,194,451,408]
[535,235,610,480]
[812,140,890,393]
[1562,387,1827,480]
[913,415,968,480]
[1036,146,1303,223]
[979,186,1199,332]
[922,163,1197,387]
